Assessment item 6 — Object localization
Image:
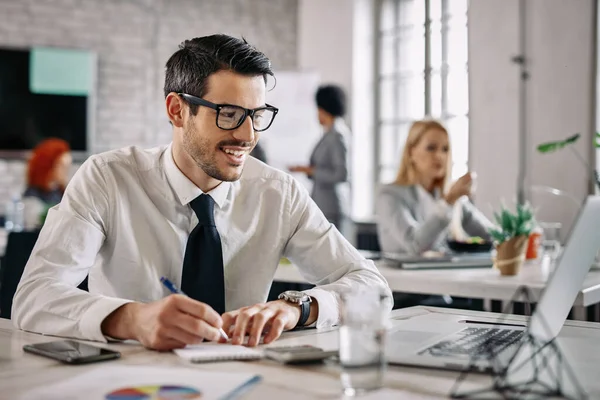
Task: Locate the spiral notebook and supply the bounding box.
[174,343,264,363]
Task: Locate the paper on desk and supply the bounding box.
[18,365,260,400]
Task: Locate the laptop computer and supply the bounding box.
[382,252,493,269]
[386,195,600,372]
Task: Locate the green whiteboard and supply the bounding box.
[29,47,94,96]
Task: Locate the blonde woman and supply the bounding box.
[376,120,492,255]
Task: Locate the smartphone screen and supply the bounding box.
[23,340,121,364]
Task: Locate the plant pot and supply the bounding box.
[494,235,529,276]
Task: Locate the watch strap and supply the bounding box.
[295,299,310,328]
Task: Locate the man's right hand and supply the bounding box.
[101,295,223,351]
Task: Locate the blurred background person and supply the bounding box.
[376,119,492,255]
[289,84,351,233]
[22,138,72,229]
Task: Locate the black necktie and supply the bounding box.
[181,194,225,314]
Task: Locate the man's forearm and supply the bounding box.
[101,302,142,340]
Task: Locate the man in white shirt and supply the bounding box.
[12,34,391,350]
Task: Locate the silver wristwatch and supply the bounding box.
[278,290,312,328]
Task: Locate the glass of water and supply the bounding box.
[539,222,562,260]
[339,289,390,396]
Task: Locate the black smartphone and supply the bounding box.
[23,340,121,364]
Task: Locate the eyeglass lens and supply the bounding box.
[217,106,275,131]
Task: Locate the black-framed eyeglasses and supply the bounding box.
[178,93,279,132]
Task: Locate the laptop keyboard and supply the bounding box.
[419,327,525,359]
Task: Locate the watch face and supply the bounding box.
[286,290,304,299]
[280,290,306,302]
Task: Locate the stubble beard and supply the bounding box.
[182,120,244,182]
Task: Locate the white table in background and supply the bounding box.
[1,306,599,399]
[0,228,6,257]
[275,259,600,321]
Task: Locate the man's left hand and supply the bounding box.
[220,300,301,347]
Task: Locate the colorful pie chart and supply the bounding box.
[105,385,202,400]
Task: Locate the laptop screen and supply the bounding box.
[528,195,600,341]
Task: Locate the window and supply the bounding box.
[375,0,469,184]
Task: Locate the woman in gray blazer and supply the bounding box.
[289,85,350,231]
[376,119,492,255]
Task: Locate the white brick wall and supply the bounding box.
[0,159,27,216]
[0,0,298,208]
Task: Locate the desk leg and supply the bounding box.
[524,301,532,316]
[483,298,492,312]
[572,305,587,321]
[594,304,600,323]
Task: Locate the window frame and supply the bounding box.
[374,0,469,185]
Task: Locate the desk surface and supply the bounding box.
[1,307,599,399]
[275,259,600,307]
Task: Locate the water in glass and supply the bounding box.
[339,289,389,396]
[339,324,386,396]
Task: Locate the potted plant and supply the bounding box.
[488,203,536,276]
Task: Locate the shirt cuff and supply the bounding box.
[79,297,134,342]
[302,288,339,329]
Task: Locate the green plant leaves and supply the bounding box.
[536,132,600,192]
[537,133,580,153]
[488,202,535,245]
[488,227,507,244]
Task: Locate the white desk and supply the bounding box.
[1,307,599,399]
[275,259,600,320]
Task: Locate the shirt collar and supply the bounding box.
[162,143,230,208]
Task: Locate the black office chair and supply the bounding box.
[354,221,381,252]
[0,230,88,319]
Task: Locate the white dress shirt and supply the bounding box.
[13,144,391,342]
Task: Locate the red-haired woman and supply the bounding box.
[24,138,72,204]
[22,138,72,228]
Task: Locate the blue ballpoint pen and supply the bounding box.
[160,276,229,341]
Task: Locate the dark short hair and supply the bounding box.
[164,34,274,115]
[315,85,347,117]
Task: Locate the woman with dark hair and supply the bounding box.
[289,84,351,232]
[22,138,72,228]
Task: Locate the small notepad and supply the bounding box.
[174,343,263,363]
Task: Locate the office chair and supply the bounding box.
[0,230,88,319]
[354,221,381,252]
[0,231,40,319]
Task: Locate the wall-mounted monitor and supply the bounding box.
[0,46,96,155]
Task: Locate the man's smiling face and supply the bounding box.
[181,69,266,182]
